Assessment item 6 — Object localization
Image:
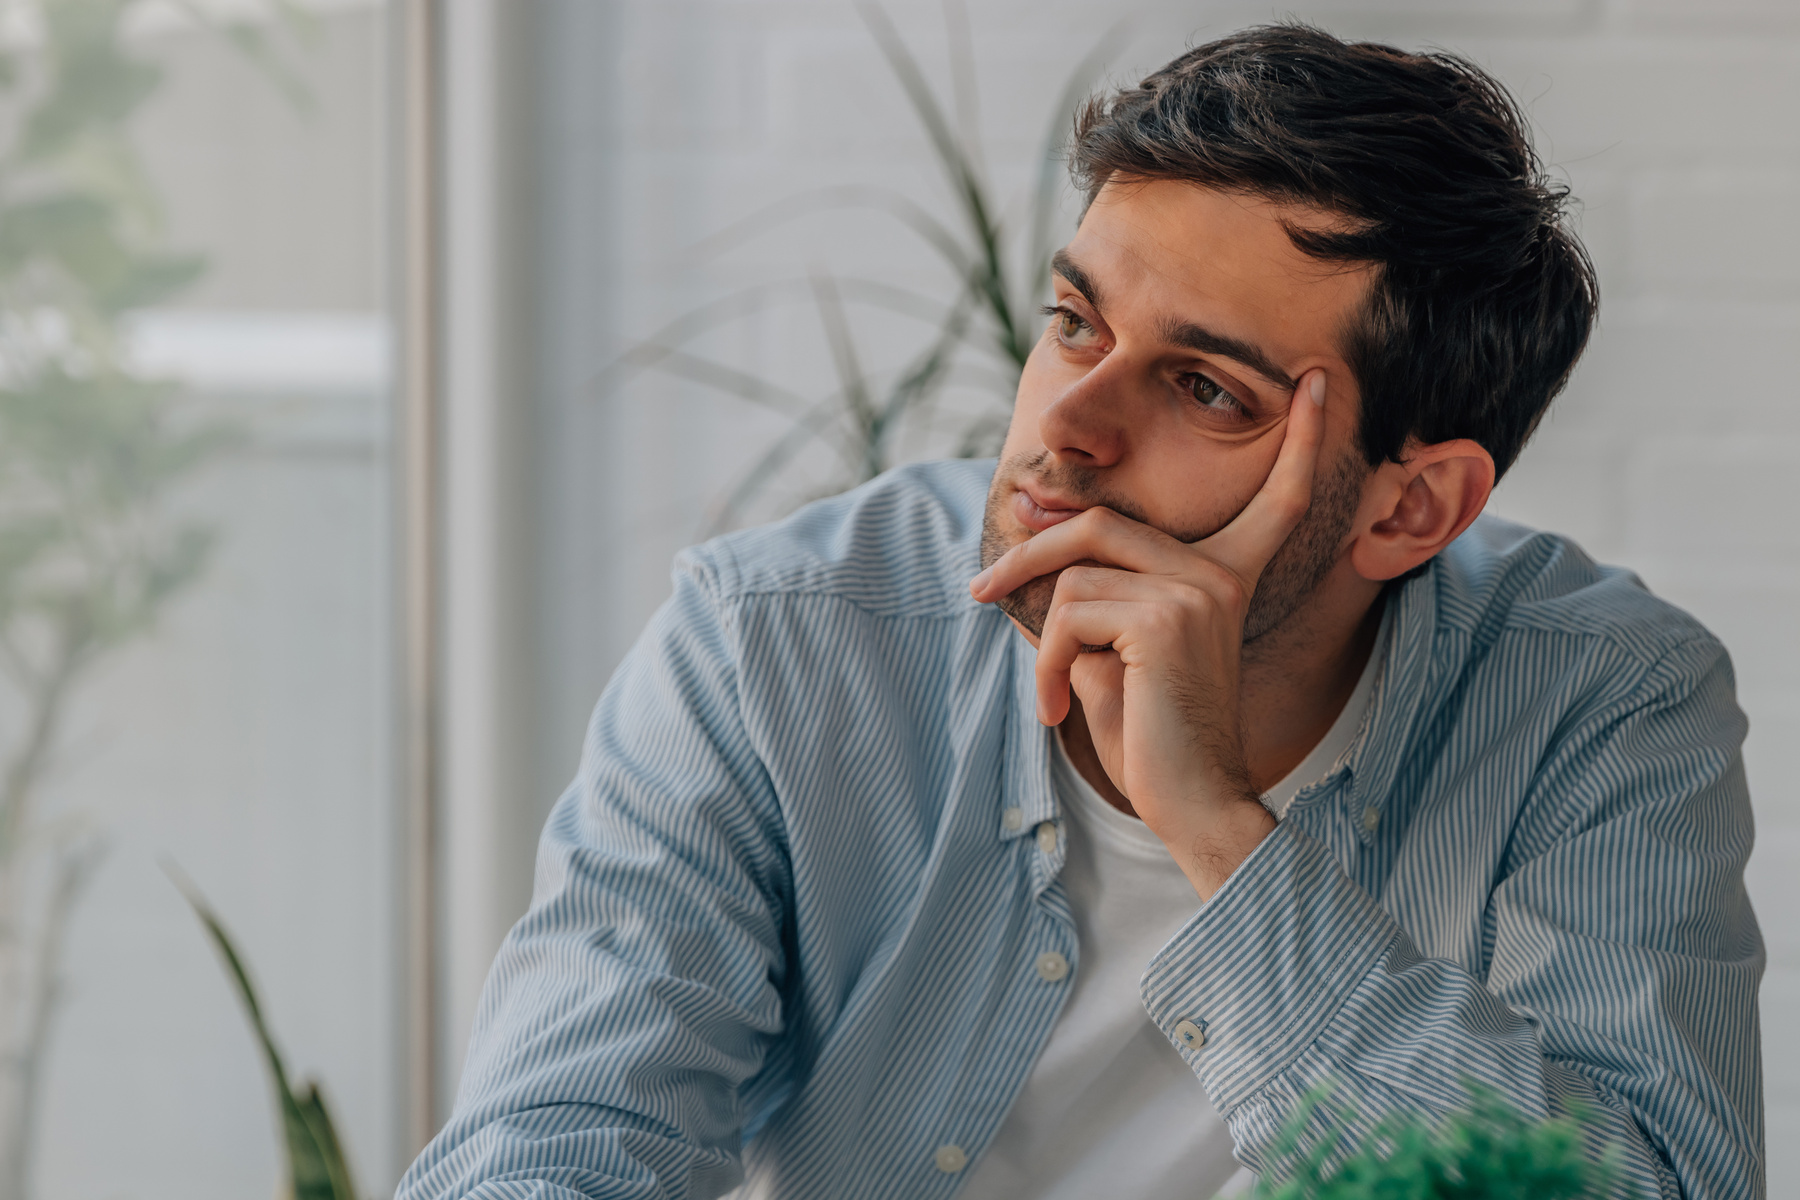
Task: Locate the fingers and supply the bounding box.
[1199,368,1328,585]
[1032,568,1197,723]
[1035,598,1136,724]
[970,505,1184,606]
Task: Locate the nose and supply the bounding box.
[1037,357,1130,469]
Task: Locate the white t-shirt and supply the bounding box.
[957,611,1390,1199]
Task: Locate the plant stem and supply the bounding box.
[0,626,89,1200]
[0,839,102,1200]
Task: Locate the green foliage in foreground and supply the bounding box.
[1249,1084,1627,1200]
[170,869,359,1200]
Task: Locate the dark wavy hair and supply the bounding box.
[1069,24,1597,478]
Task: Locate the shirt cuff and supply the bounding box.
[1138,820,1400,1117]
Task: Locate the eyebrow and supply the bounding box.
[1050,248,1299,395]
[1051,249,1106,313]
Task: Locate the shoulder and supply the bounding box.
[674,459,994,620]
[1424,515,1733,713]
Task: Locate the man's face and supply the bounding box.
[982,180,1377,642]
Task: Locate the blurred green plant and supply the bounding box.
[1246,1081,1630,1200]
[169,866,359,1200]
[601,0,1117,534]
[0,3,313,1197]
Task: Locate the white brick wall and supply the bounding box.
[601,0,1799,1187]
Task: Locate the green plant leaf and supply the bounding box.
[854,2,1026,363]
[808,272,878,453]
[165,866,360,1200]
[680,183,974,283]
[1247,1081,1629,1200]
[636,2,1086,533]
[22,0,163,163]
[591,274,959,401]
[1025,26,1125,306]
[164,0,322,116]
[0,193,127,283]
[103,250,208,312]
[701,392,850,537]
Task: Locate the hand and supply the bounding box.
[969,370,1329,898]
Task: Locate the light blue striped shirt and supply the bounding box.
[400,460,1762,1200]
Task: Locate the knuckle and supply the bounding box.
[1145,602,1187,637]
[1042,601,1080,643]
[1171,580,1209,613]
[1068,563,1108,589]
[1217,576,1250,612]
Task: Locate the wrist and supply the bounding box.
[1154,789,1276,901]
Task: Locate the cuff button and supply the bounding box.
[1173,1019,1206,1049]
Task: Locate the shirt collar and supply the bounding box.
[1344,565,1440,838]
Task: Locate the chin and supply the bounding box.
[995,575,1057,639]
[979,471,1057,638]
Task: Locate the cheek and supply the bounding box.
[999,341,1062,456]
[1154,438,1281,539]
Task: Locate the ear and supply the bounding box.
[1348,438,1495,583]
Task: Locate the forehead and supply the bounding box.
[1065,180,1374,356]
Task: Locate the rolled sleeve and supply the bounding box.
[1139,822,1400,1116]
[1136,636,1762,1199]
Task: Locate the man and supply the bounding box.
[401,24,1761,1200]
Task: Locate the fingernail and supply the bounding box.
[1310,373,1326,407]
[970,567,993,594]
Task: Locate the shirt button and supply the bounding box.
[1173,1019,1206,1049]
[1035,821,1059,853]
[1002,807,1023,832]
[1035,950,1069,982]
[1361,806,1381,833]
[933,1144,968,1173]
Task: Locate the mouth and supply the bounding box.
[1012,481,1088,534]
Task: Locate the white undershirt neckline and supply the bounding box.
[953,741,1242,1200]
[1258,599,1393,818]
[954,602,1393,1200]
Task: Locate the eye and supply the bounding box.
[1184,372,1250,420]
[1041,303,1102,350]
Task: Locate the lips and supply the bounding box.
[1012,483,1087,533]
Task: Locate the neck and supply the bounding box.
[1061,562,1387,815]
[1238,563,1386,792]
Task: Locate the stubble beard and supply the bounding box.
[977,449,1368,644]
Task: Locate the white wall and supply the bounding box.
[565,0,1800,1188]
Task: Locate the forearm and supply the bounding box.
[399,566,787,1200]
[400,1102,744,1200]
[1140,824,1758,1198]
